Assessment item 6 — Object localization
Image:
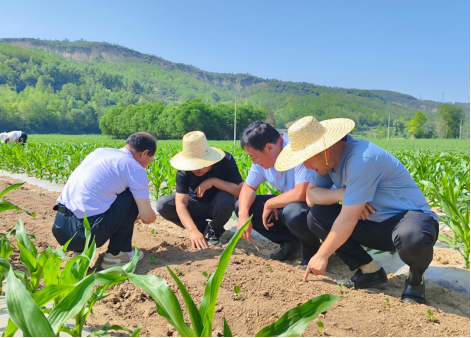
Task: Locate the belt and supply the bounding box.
[53,204,71,214]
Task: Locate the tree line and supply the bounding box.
[99,98,266,140]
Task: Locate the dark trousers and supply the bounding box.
[234,195,320,259]
[52,189,138,254]
[307,204,439,286]
[156,191,236,237]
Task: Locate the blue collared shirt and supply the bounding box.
[311,135,438,222]
[246,132,314,193]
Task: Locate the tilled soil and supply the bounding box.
[0,177,469,337]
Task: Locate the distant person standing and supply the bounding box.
[52,132,157,269]
[0,131,28,144]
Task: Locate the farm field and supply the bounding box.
[0,135,469,336]
[0,176,469,337]
[27,134,471,153]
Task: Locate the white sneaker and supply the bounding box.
[101,250,144,269]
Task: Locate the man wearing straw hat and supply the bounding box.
[275,116,438,304]
[157,131,243,250]
[236,121,319,264]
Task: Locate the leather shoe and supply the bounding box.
[270,240,300,261]
[344,267,388,289]
[401,279,426,304]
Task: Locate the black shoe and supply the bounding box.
[343,267,388,289]
[204,223,222,247]
[402,279,426,304]
[270,241,300,261]
[299,259,309,270]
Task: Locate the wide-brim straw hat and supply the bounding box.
[170,131,225,171]
[274,116,355,172]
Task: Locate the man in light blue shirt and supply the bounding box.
[235,121,320,265]
[275,116,438,304]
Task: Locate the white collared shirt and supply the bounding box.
[57,148,150,218]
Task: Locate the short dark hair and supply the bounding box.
[19,132,27,144]
[125,132,157,156]
[240,121,280,152]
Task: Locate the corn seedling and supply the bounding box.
[427,309,438,323]
[422,168,470,268]
[0,182,36,217]
[316,321,324,336]
[338,283,343,294]
[3,214,142,337]
[133,216,340,337]
[234,286,242,300]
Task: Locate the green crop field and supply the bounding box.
[27,134,471,153]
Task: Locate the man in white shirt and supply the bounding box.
[0,131,27,144]
[52,132,157,269]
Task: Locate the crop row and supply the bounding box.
[0,142,469,266]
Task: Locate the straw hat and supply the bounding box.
[170,131,225,171]
[274,116,355,171]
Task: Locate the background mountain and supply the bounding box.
[0,38,468,138]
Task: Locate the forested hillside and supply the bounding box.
[0,38,468,138]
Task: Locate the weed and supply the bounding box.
[385,297,390,307]
[427,309,438,323]
[202,271,209,280]
[338,283,343,294]
[174,267,182,276]
[151,255,157,265]
[151,229,156,235]
[268,266,272,272]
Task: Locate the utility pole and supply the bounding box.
[234,97,237,145]
[460,118,463,140]
[387,112,391,142]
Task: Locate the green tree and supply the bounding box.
[407,111,427,138]
[439,103,464,138]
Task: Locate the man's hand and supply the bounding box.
[262,206,278,230]
[189,229,208,250]
[303,253,329,282]
[359,202,375,220]
[195,178,214,198]
[237,215,253,243]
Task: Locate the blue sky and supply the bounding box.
[1,0,469,103]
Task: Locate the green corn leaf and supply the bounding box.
[0,201,35,217]
[0,182,24,198]
[16,240,37,274]
[130,274,195,337]
[131,324,141,337]
[15,219,38,258]
[167,265,203,334]
[255,294,340,337]
[59,255,90,285]
[43,253,62,286]
[0,257,10,271]
[223,318,233,337]
[2,318,18,337]
[5,267,56,337]
[32,284,75,307]
[47,272,97,333]
[198,216,252,335]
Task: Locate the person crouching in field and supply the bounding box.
[157,131,243,250]
[235,121,320,266]
[52,132,157,269]
[0,131,28,145]
[275,116,438,304]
